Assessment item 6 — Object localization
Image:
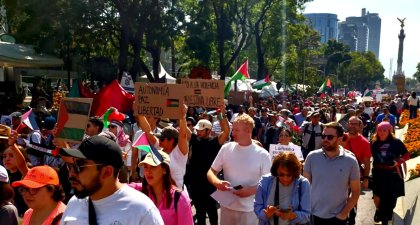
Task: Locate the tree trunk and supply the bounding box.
[255,24,265,80]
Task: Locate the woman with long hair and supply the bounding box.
[129,150,193,225]
[371,122,409,225]
[0,165,18,225]
[254,151,311,225]
[12,165,66,225]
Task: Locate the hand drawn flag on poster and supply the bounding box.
[120,72,135,94]
[224,60,250,97]
[133,133,163,164]
[21,109,39,131]
[56,98,93,142]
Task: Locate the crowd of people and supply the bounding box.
[0,90,416,225]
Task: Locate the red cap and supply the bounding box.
[12,165,59,188]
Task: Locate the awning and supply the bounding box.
[0,41,63,67]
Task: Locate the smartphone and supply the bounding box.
[233,185,243,190]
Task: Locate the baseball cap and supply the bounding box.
[156,126,179,139]
[158,118,173,128]
[139,150,171,167]
[0,124,11,139]
[12,165,59,188]
[59,135,124,169]
[194,119,212,131]
[0,165,9,183]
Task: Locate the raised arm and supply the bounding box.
[218,103,230,145]
[136,115,158,145]
[8,132,29,176]
[178,104,189,155]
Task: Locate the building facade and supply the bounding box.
[304,13,338,43]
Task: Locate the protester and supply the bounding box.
[254,151,310,225]
[207,114,271,225]
[59,135,164,224]
[371,122,410,224]
[407,91,419,119]
[375,105,396,126]
[263,112,280,150]
[129,150,193,225]
[303,122,360,225]
[12,165,66,225]
[294,107,309,127]
[300,110,323,159]
[0,165,18,225]
[4,133,30,216]
[108,119,132,183]
[85,116,104,137]
[344,116,372,225]
[273,128,304,161]
[185,106,229,225]
[10,112,25,134]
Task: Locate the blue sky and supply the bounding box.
[302,0,420,79]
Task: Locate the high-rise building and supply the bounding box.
[304,13,338,43]
[339,8,381,58]
[338,22,358,51]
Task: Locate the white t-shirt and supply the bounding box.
[61,184,164,225]
[408,96,419,106]
[211,142,271,212]
[169,145,188,189]
[363,107,374,117]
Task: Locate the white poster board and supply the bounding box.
[269,144,304,161]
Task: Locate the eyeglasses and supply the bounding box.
[66,161,105,174]
[18,186,42,195]
[278,173,292,178]
[108,125,117,129]
[321,134,336,140]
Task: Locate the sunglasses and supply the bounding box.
[108,125,117,129]
[18,186,42,195]
[66,160,105,174]
[321,134,336,140]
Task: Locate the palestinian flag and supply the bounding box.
[363,88,372,97]
[133,133,164,164]
[318,78,332,94]
[252,74,271,90]
[21,109,39,131]
[166,99,179,107]
[102,108,125,128]
[224,60,250,97]
[56,99,92,142]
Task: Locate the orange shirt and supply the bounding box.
[22,201,66,225]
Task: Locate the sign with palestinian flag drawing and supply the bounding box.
[134,83,185,119]
[180,78,224,108]
[56,98,93,143]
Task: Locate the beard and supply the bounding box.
[322,141,337,152]
[69,174,102,199]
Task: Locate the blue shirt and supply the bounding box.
[375,113,396,126]
[254,175,311,225]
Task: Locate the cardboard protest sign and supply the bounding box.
[269,144,304,161]
[180,78,225,108]
[56,98,93,143]
[134,83,185,119]
[226,91,245,106]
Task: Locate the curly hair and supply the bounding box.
[270,151,302,179]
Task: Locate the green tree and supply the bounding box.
[413,62,420,82]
